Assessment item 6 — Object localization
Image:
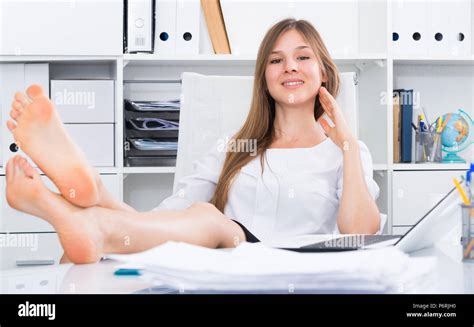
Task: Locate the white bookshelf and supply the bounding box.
[0,0,473,269]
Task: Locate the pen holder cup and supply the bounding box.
[415,131,442,163]
[461,204,474,261]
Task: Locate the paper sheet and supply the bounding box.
[109,241,435,293]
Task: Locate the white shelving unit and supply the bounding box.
[0,0,472,269]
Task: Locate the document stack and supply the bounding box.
[109,242,436,294]
[124,99,180,167]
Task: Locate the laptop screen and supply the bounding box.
[394,183,459,245]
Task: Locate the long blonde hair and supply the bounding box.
[210,18,340,212]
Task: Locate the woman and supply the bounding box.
[5,18,380,264]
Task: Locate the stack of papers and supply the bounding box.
[125,99,181,112]
[130,139,178,151]
[108,242,435,293]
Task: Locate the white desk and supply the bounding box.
[1,238,473,294]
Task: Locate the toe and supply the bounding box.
[18,157,26,167]
[14,91,30,106]
[22,161,38,179]
[10,109,19,120]
[12,100,23,111]
[14,92,23,102]
[6,119,16,132]
[13,156,21,176]
[26,84,44,100]
[6,158,14,183]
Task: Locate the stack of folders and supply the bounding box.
[124,99,180,167]
[125,0,231,55]
[109,242,436,294]
[393,89,414,163]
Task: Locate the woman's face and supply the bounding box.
[265,29,326,107]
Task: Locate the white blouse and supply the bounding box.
[154,138,380,242]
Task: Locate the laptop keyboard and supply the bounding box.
[300,235,402,250]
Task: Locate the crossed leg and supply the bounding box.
[5,85,246,264]
[5,156,245,264]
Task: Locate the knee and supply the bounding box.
[188,202,224,222]
[190,201,217,211]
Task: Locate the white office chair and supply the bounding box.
[378,213,388,235]
[175,72,384,233]
[174,72,253,191]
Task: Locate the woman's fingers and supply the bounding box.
[320,86,338,108]
[320,86,347,123]
[319,96,334,119]
[319,87,335,118]
[319,117,336,139]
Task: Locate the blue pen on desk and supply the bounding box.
[114,268,143,276]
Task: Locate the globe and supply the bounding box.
[436,109,473,163]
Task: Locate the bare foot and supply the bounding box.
[7,85,100,207]
[6,155,104,264]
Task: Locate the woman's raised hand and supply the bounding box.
[318,86,356,150]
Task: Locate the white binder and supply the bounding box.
[428,1,452,57]
[155,0,176,54]
[0,63,49,167]
[446,1,471,57]
[175,0,200,55]
[199,3,214,55]
[391,1,429,57]
[126,0,154,53]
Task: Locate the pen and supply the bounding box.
[453,177,470,205]
[114,267,143,276]
[436,116,443,133]
[440,113,452,132]
[421,106,431,132]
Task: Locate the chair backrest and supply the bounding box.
[174,72,358,192]
[377,213,388,235]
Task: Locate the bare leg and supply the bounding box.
[94,170,136,213]
[59,172,137,263]
[6,156,245,264]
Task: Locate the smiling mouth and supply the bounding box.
[282,81,304,88]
